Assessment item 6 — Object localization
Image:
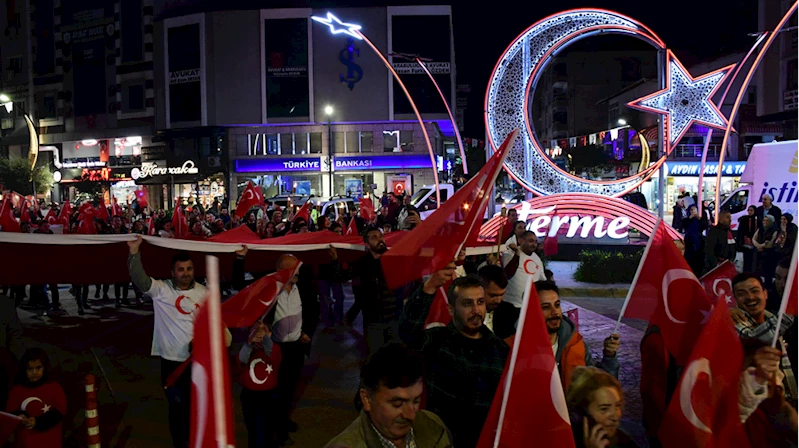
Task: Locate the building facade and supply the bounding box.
[756,0,797,139]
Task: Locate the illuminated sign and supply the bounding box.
[334,155,433,171]
[235,158,321,173]
[506,203,630,239]
[62,160,106,169]
[132,161,199,179]
[393,62,451,75]
[666,161,746,177]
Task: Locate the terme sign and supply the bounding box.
[505,203,630,239]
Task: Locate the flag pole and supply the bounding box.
[614,218,663,334]
[496,207,507,258]
[772,246,797,347]
[204,255,229,446]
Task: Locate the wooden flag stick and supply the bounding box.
[496,207,507,258]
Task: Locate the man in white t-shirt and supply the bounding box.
[127,236,236,448]
[501,230,546,308]
[503,221,529,255]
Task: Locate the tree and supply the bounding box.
[0,156,54,195]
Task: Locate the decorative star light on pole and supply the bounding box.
[628,50,733,151]
[311,12,363,40]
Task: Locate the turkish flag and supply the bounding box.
[135,187,149,209]
[0,411,22,445]
[393,181,405,195]
[111,198,124,217]
[147,216,157,236]
[45,208,58,224]
[292,201,311,224]
[779,246,798,317]
[359,197,376,221]
[658,303,749,448]
[234,181,264,218]
[190,256,235,448]
[477,276,575,448]
[0,198,20,233]
[57,201,72,230]
[239,344,282,391]
[619,221,714,365]
[221,262,302,328]
[19,201,31,224]
[381,129,519,289]
[424,283,452,329]
[346,216,358,236]
[698,261,738,307]
[97,196,110,222]
[172,203,188,238]
[76,202,98,234]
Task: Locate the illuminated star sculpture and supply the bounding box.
[628,50,733,151]
[311,12,363,40]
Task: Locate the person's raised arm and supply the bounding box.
[127,235,153,292]
[398,262,456,350]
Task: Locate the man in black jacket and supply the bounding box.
[704,210,737,274]
[478,265,519,340]
[755,193,782,232]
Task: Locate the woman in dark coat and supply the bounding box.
[737,205,759,273]
[681,204,707,277]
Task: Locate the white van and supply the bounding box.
[410,184,455,219]
[720,140,798,230]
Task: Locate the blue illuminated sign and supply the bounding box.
[334,154,434,171]
[665,161,746,177]
[235,158,321,173]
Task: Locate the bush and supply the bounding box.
[573,249,643,284]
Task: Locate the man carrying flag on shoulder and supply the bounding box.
[126,236,235,448]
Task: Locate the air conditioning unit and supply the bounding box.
[208,156,221,168]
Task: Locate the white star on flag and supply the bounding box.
[311,12,363,40]
[266,364,273,374]
[627,50,732,151]
[42,404,51,413]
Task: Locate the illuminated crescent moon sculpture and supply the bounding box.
[485,9,669,196]
[24,114,39,182]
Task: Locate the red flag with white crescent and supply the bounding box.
[345,217,358,236]
[658,303,749,448]
[424,283,452,329]
[190,256,235,448]
[292,201,311,224]
[221,262,302,328]
[477,276,575,448]
[234,181,263,218]
[238,344,281,392]
[134,187,149,209]
[19,200,31,224]
[172,203,188,238]
[97,196,110,222]
[698,260,738,307]
[0,198,20,233]
[359,197,376,221]
[57,202,72,230]
[111,198,124,217]
[76,202,98,234]
[147,216,157,236]
[617,221,714,365]
[45,208,58,224]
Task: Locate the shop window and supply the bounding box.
[279,133,293,155]
[383,131,399,152]
[400,130,414,151]
[236,135,249,156]
[360,131,373,152]
[295,132,309,154]
[309,133,322,154]
[333,132,346,154]
[346,132,359,153]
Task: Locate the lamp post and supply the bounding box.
[325,105,334,198]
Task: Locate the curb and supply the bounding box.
[559,287,630,298]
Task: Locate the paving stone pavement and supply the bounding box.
[8,284,648,447]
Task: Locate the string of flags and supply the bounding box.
[463,138,485,149]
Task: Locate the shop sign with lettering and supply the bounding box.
[132,161,199,179]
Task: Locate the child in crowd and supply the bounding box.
[6,348,66,448]
[239,319,282,448]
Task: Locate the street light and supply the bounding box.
[325,105,334,198]
[0,93,12,113]
[617,118,627,126]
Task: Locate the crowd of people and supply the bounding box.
[0,188,796,448]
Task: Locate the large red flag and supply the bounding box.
[424,283,452,329]
[698,260,738,307]
[172,203,188,238]
[221,262,302,328]
[45,207,58,224]
[190,256,235,448]
[658,303,749,448]
[234,181,264,218]
[618,221,714,365]
[381,129,519,289]
[0,198,20,233]
[783,246,798,316]
[477,276,575,448]
[57,201,72,229]
[359,197,376,221]
[97,196,110,222]
[0,411,22,445]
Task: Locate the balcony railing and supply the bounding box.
[671,144,722,159]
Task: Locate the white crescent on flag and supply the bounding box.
[249,359,269,385]
[549,364,570,425]
[661,269,701,324]
[679,358,712,434]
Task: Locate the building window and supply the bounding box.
[265,134,278,155]
[400,130,414,152]
[121,0,144,63]
[236,135,249,156]
[126,84,145,111]
[360,131,373,152]
[346,132,359,153]
[295,132,309,154]
[553,111,568,125]
[309,132,322,154]
[333,132,346,154]
[40,94,56,119]
[746,86,757,105]
[5,56,23,82]
[383,131,399,152]
[280,133,293,155]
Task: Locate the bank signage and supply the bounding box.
[666,161,746,177]
[132,160,199,180]
[235,158,321,173]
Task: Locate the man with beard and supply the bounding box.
[534,281,619,391]
[478,264,518,339]
[399,264,509,448]
[348,227,405,355]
